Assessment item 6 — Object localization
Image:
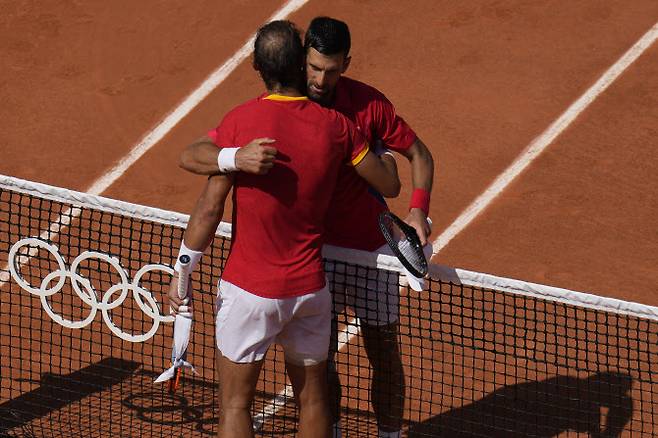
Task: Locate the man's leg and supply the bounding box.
[286,360,332,438]
[277,284,333,437]
[324,260,348,436]
[361,321,405,434]
[215,352,264,437]
[354,261,405,436]
[327,316,343,436]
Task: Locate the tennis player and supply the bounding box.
[178,17,434,438]
[167,21,400,438]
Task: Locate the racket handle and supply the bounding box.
[176,254,190,300]
[169,368,183,394]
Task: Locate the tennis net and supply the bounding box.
[1,174,656,437]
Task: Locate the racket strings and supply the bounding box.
[396,232,425,271]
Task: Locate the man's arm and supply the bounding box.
[179,137,277,175]
[168,174,233,313]
[397,137,434,245]
[353,151,401,198]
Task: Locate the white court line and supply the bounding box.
[86,0,311,196]
[0,0,311,288]
[431,21,658,255]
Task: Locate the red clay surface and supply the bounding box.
[2,2,658,436]
[440,40,658,306]
[2,0,657,305]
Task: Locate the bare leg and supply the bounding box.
[216,352,264,438]
[361,321,405,432]
[286,360,332,438]
[327,316,342,427]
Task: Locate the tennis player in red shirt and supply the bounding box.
[303,18,434,438]
[168,21,400,438]
[179,17,434,438]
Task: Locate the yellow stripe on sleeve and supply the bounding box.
[351,142,370,166]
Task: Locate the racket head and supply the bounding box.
[378,211,428,278]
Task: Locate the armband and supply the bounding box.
[174,241,204,273]
[409,188,430,215]
[217,147,240,173]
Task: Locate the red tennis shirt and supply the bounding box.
[324,76,417,251]
[208,94,368,298]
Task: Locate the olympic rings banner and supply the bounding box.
[8,237,175,343]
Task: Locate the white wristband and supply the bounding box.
[217,147,239,173]
[174,241,204,273]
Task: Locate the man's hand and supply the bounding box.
[235,138,277,175]
[405,208,432,246]
[167,273,192,315]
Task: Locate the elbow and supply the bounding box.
[179,148,194,172]
[196,175,232,220]
[381,178,401,198]
[391,178,402,197]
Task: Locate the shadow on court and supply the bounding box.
[407,372,633,438]
[121,372,217,436]
[121,376,295,436]
[0,357,140,436]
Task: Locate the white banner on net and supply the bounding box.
[2,173,658,323]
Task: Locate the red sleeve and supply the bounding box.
[372,94,417,152]
[207,112,237,147]
[339,115,369,166]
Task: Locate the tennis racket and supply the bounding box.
[168,254,191,394]
[378,211,428,278]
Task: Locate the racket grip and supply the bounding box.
[176,254,191,300]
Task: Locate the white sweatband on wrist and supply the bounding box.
[174,241,204,273]
[217,147,240,173]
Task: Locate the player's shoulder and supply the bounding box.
[317,103,355,132]
[339,76,389,102]
[234,95,263,111]
[222,95,264,119]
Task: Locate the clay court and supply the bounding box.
[1,1,657,436]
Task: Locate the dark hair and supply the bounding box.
[304,16,351,56]
[253,20,304,90]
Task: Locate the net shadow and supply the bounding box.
[0,357,140,435]
[407,371,633,437]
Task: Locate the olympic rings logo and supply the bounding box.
[8,237,175,343]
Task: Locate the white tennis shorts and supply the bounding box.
[215,279,332,365]
[325,244,400,326]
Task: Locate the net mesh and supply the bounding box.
[1,175,657,437]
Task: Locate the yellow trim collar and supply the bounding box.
[264,94,309,102]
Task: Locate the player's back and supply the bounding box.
[212,94,366,298]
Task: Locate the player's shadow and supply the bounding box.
[407,371,633,438]
[0,357,140,435]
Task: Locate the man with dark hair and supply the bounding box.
[168,20,400,438]
[179,17,434,438]
[304,17,433,438]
